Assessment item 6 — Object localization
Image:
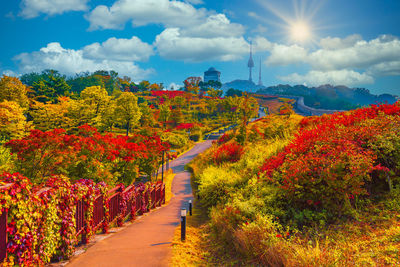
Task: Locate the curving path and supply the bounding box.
[67,140,213,267]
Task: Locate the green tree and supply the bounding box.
[67,72,105,94]
[31,70,71,103]
[226,88,243,97]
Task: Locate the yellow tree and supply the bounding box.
[114,92,142,135]
[0,100,32,139]
[79,86,111,128]
[98,99,117,132]
[80,86,110,115]
[0,75,29,109]
[30,97,73,131]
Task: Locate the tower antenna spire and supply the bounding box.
[247,41,255,82]
[258,58,263,86]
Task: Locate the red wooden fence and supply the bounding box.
[1,181,165,261]
[0,183,13,263]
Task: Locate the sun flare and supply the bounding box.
[290,21,311,42]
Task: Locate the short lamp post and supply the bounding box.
[188,200,192,216]
[181,208,187,241]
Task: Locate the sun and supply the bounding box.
[254,0,323,46]
[290,21,311,42]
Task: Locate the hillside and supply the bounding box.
[257,84,397,110]
[172,102,400,266]
[221,79,266,93]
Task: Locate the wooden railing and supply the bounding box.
[0,181,166,260]
[73,182,165,245]
[0,184,13,263]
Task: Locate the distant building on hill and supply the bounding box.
[204,67,221,83]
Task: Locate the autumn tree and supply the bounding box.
[138,81,150,92]
[139,102,156,127]
[93,70,119,94]
[99,100,117,132]
[0,76,29,109]
[115,92,142,136]
[158,104,171,128]
[80,86,110,115]
[184,77,201,94]
[207,87,223,98]
[30,97,73,131]
[0,100,32,139]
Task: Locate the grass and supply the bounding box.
[163,169,175,203]
[170,198,400,266]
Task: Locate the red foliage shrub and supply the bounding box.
[213,141,244,165]
[217,132,233,145]
[259,102,400,215]
[6,125,169,185]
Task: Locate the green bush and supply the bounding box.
[189,128,202,142]
[161,131,188,149]
[198,166,243,208]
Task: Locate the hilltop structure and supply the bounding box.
[204,67,221,83]
[247,42,254,82]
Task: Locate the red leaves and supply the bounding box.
[5,124,169,184]
[217,132,233,145]
[259,101,400,214]
[151,90,185,104]
[175,123,195,130]
[213,141,244,165]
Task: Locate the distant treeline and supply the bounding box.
[257,84,397,110]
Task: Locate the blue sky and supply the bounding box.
[1,0,400,95]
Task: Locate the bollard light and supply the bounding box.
[188,200,192,216]
[181,208,187,241]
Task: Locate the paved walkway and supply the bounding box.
[67,140,213,267]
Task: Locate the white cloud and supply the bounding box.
[168,82,182,90]
[280,70,374,87]
[309,35,400,71]
[262,34,400,86]
[266,44,308,66]
[252,24,268,34]
[252,36,273,52]
[20,0,89,18]
[265,35,400,73]
[85,0,243,38]
[14,42,153,80]
[86,0,208,30]
[319,34,362,50]
[185,0,204,4]
[82,36,154,62]
[180,14,244,38]
[367,61,400,77]
[2,70,18,77]
[154,28,249,62]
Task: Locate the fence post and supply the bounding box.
[0,210,7,263]
[162,183,166,205]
